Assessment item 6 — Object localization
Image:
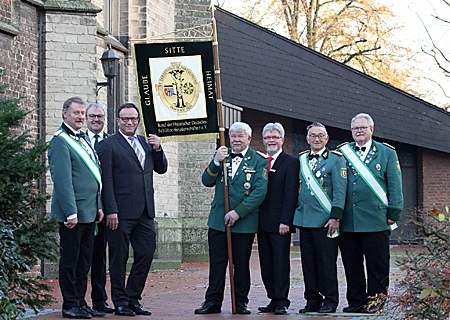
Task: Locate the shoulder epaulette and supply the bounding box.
[336,142,348,149]
[298,150,308,157]
[53,129,62,137]
[382,142,396,150]
[256,151,268,159]
[331,150,343,156]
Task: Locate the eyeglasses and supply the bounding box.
[119,117,139,123]
[87,114,105,119]
[308,133,327,139]
[351,126,369,132]
[263,136,281,140]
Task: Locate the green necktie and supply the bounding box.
[94,134,99,150]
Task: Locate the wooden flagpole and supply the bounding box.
[210,4,236,314]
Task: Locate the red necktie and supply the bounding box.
[267,156,273,171]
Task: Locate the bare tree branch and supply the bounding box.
[341,45,381,64]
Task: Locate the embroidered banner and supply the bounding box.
[133,41,219,142]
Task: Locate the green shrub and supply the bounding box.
[0,75,58,319]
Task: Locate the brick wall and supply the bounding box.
[125,0,175,105]
[0,0,12,25]
[174,0,210,30]
[42,11,99,139]
[0,1,40,140]
[419,148,450,212]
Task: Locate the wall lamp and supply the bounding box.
[96,44,119,97]
[96,44,120,132]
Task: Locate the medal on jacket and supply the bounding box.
[244,182,251,189]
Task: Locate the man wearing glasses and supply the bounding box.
[97,103,168,316]
[257,122,299,315]
[338,113,403,313]
[85,103,114,314]
[195,122,268,315]
[293,122,347,314]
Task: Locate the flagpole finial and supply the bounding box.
[210,1,216,18]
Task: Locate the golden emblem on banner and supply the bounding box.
[156,62,201,115]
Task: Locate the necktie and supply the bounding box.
[267,156,273,171]
[128,137,145,169]
[308,154,319,160]
[94,134,99,150]
[231,153,243,158]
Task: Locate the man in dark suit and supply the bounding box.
[293,122,347,314]
[194,122,268,315]
[97,103,168,317]
[338,113,403,313]
[257,122,299,315]
[85,103,113,314]
[48,96,105,319]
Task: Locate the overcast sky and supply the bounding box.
[391,0,450,106]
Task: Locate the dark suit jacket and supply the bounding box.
[97,132,168,220]
[259,151,299,233]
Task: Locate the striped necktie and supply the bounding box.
[128,137,145,169]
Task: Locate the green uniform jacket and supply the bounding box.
[293,149,347,228]
[48,125,102,223]
[339,140,404,232]
[202,147,268,233]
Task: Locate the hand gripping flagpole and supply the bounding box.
[210,4,236,314]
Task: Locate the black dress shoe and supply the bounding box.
[129,304,152,316]
[62,307,92,319]
[299,305,320,313]
[81,306,105,318]
[93,301,114,313]
[274,306,288,315]
[257,304,276,313]
[236,303,251,314]
[317,305,336,313]
[194,301,221,314]
[115,306,136,316]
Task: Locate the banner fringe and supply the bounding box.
[161,133,219,143]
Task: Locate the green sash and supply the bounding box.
[300,154,339,237]
[340,144,398,231]
[300,154,332,212]
[59,132,102,189]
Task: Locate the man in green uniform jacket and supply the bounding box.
[194,122,268,315]
[338,113,403,314]
[293,122,347,314]
[48,96,104,319]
